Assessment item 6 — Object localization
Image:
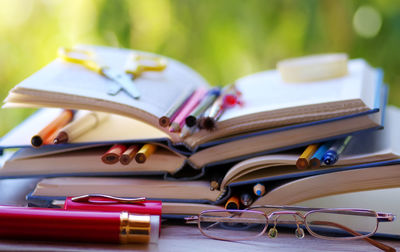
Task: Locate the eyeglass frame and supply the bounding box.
[185,205,395,242]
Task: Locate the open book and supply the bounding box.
[0,96,390,180]
[2,45,383,152]
[0,80,386,177]
[26,107,400,208]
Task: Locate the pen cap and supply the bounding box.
[64,194,162,218]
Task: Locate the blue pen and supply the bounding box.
[309,141,334,169]
[322,136,353,165]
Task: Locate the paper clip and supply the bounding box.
[71,194,146,204]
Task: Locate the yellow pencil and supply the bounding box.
[296,143,319,169]
[135,144,157,164]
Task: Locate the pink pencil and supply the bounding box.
[169,87,208,132]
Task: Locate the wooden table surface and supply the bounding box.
[0,178,398,252]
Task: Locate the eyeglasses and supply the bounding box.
[185,205,396,251]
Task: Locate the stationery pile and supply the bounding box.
[1,45,400,237]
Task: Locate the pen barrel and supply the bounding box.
[64,112,109,141]
[0,206,153,244]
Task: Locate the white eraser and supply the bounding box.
[277,53,348,83]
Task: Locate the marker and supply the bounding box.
[296,144,319,169]
[253,183,266,197]
[240,193,254,207]
[200,84,242,130]
[120,144,141,165]
[158,87,195,127]
[101,144,127,165]
[135,144,157,164]
[54,111,109,144]
[31,110,75,147]
[185,88,221,127]
[225,196,240,210]
[323,136,353,165]
[309,141,334,169]
[169,88,207,132]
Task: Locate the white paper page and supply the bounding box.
[13,45,209,118]
[221,59,376,121]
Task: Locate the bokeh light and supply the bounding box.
[353,5,382,38]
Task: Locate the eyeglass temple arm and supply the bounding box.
[185,216,198,224]
[310,221,395,252]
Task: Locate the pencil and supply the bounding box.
[309,141,334,169]
[225,196,240,210]
[296,143,319,169]
[120,144,141,165]
[169,88,207,132]
[159,87,195,127]
[31,109,75,147]
[253,183,266,196]
[135,144,157,163]
[101,144,127,165]
[53,111,109,144]
[185,88,221,127]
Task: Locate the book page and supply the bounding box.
[253,165,400,207]
[221,106,400,188]
[0,108,170,148]
[9,45,209,118]
[220,59,376,121]
[32,177,220,201]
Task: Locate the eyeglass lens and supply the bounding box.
[199,210,267,241]
[305,209,378,239]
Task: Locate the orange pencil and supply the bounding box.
[225,196,240,210]
[120,144,140,165]
[31,110,75,147]
[296,144,320,169]
[101,144,128,165]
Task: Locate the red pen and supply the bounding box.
[0,205,159,244]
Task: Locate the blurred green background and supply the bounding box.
[1,0,399,136]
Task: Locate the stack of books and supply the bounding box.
[1,45,399,236]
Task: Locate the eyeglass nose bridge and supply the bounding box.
[268,211,306,227]
[269,211,305,220]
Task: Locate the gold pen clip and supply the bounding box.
[71,194,146,204]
